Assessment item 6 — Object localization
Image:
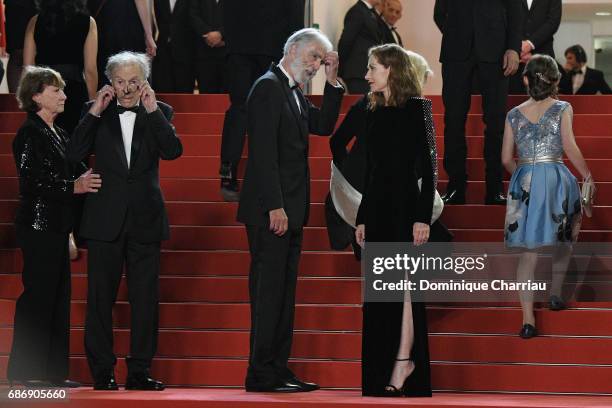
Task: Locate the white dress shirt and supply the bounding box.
[572,65,587,95]
[526,0,534,10]
[169,0,177,13]
[118,103,139,168]
[360,0,373,10]
[278,64,303,114]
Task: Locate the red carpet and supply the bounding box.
[1,94,612,400]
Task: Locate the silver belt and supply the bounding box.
[518,156,563,165]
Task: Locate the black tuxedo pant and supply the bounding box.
[196,55,228,94]
[152,44,195,93]
[84,220,160,380]
[220,54,276,169]
[245,224,303,386]
[8,227,70,381]
[442,57,508,194]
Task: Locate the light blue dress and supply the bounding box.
[504,100,582,249]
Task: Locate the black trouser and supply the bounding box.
[8,227,70,382]
[84,219,161,380]
[220,54,275,170]
[508,63,528,95]
[344,78,369,95]
[152,44,195,93]
[0,59,5,86]
[196,55,228,94]
[442,56,508,194]
[7,49,24,93]
[245,225,303,386]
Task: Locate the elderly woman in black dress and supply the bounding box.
[355,44,438,397]
[7,66,100,388]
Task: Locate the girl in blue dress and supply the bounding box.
[501,55,594,339]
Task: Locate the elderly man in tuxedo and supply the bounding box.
[434,0,522,206]
[68,51,183,391]
[237,28,344,393]
[509,0,562,94]
[381,0,403,46]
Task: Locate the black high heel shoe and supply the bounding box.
[382,358,414,397]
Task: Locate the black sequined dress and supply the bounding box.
[357,97,436,397]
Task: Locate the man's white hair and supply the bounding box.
[105,51,151,81]
[283,28,333,56]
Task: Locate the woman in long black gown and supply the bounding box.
[355,44,437,397]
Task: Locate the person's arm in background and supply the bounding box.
[433,0,448,33]
[525,0,561,53]
[0,1,7,58]
[135,0,157,57]
[83,17,98,100]
[22,15,37,66]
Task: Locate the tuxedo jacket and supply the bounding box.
[154,0,195,62]
[189,0,226,59]
[67,101,183,243]
[521,0,561,57]
[559,67,612,95]
[237,65,344,229]
[223,0,304,59]
[381,23,403,47]
[338,1,384,80]
[434,0,522,63]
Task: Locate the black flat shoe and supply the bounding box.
[284,377,319,392]
[441,188,466,205]
[220,179,240,202]
[93,374,119,391]
[549,295,567,311]
[485,192,506,205]
[125,373,165,391]
[519,323,538,339]
[49,379,81,388]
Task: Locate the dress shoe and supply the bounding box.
[125,372,165,391]
[549,295,567,311]
[519,323,538,339]
[485,192,506,205]
[441,188,465,205]
[49,379,81,388]
[220,179,240,202]
[245,380,302,393]
[93,374,119,390]
[285,377,320,392]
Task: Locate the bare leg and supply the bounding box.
[386,288,415,390]
[550,245,571,298]
[517,251,538,326]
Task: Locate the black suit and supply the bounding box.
[237,65,343,386]
[509,0,562,94]
[189,0,227,93]
[152,0,195,92]
[219,0,304,179]
[89,0,146,87]
[559,67,612,95]
[67,101,182,380]
[434,0,522,195]
[338,1,384,94]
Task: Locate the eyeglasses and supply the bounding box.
[111,78,143,93]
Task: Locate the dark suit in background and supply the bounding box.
[3,0,37,92]
[434,0,522,199]
[88,0,146,87]
[189,0,227,94]
[559,66,612,95]
[67,101,182,382]
[509,0,561,94]
[219,0,304,194]
[338,1,383,94]
[237,65,343,388]
[152,0,195,93]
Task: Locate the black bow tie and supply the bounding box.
[117,105,139,114]
[290,83,300,90]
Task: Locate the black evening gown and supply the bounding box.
[356,97,437,397]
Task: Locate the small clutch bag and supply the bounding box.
[581,175,595,218]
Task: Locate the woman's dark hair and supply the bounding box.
[36,0,88,35]
[522,54,560,101]
[17,66,66,112]
[367,44,421,110]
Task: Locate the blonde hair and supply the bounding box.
[367,44,421,110]
[404,50,433,91]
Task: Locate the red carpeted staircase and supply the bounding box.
[1,93,612,399]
